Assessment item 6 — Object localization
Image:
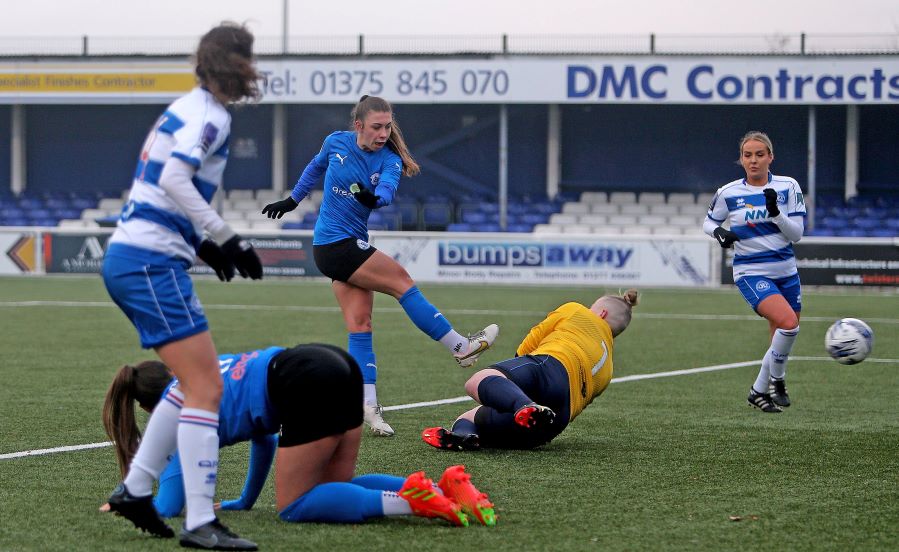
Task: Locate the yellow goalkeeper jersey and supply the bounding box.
[515,302,614,420]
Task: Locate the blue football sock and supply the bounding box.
[451,418,478,436]
[348,332,377,385]
[351,474,405,492]
[398,286,452,340]
[278,482,384,523]
[478,375,533,413]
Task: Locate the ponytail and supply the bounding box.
[101,361,172,477]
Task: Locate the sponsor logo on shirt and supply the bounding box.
[200,123,219,154]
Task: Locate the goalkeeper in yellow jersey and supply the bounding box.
[422,290,638,450]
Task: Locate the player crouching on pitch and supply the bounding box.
[423,290,638,451]
[102,343,497,537]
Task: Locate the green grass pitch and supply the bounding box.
[0,276,896,551]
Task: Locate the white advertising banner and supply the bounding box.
[255,57,899,104]
[370,234,712,287]
[1,57,896,104]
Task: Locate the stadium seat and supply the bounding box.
[533,224,563,234]
[592,226,622,235]
[578,214,607,226]
[638,192,666,204]
[666,192,696,205]
[549,213,578,225]
[421,203,453,231]
[649,204,680,216]
[590,204,619,215]
[227,189,254,200]
[562,224,592,234]
[580,191,608,203]
[608,192,637,204]
[561,202,590,215]
[620,204,648,215]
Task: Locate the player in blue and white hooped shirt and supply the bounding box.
[102,343,496,528]
[703,131,806,414]
[101,22,263,550]
[261,96,499,437]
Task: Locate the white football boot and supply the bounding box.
[454,324,499,368]
[363,403,395,436]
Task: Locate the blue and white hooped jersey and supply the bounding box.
[165,346,283,446]
[109,87,231,264]
[707,173,807,280]
[291,131,402,245]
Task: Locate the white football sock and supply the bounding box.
[178,408,220,531]
[439,329,469,356]
[768,326,800,380]
[752,356,772,395]
[123,387,183,497]
[363,383,378,405]
[381,491,413,516]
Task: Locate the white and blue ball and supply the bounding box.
[824,318,874,365]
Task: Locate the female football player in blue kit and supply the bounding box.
[102,343,497,528]
[703,131,806,413]
[262,96,499,437]
[100,22,263,550]
[423,290,638,451]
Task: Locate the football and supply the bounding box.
[824,318,874,365]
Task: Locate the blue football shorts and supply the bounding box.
[102,252,209,349]
[735,273,802,313]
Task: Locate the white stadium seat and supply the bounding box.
[592,226,622,235]
[590,203,619,215]
[533,224,563,234]
[549,213,579,225]
[562,224,593,234]
[639,192,666,204]
[608,214,638,226]
[620,204,649,215]
[649,204,680,216]
[608,191,637,204]
[639,215,667,226]
[651,225,685,235]
[578,214,607,226]
[666,192,696,205]
[561,202,591,215]
[580,191,608,203]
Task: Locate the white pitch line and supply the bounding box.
[7,355,896,461]
[2,300,898,324]
[0,441,112,460]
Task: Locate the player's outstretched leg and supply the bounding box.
[107,483,174,538]
[399,471,469,527]
[437,465,496,527]
[514,403,555,429]
[455,324,500,368]
[421,427,481,452]
[179,518,258,550]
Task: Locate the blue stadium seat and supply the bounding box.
[421,203,453,231]
[281,222,304,230]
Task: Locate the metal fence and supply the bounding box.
[0,33,896,58]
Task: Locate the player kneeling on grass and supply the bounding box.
[423,290,638,451]
[102,343,497,531]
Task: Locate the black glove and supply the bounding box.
[763,188,780,217]
[197,239,235,282]
[713,226,740,249]
[222,235,263,280]
[350,183,381,209]
[261,196,298,219]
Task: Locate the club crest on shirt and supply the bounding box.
[200,123,219,154]
[370,173,380,188]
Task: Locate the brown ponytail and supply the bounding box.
[101,361,173,477]
[351,96,421,177]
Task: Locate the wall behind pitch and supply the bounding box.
[223,104,273,191]
[860,105,899,194]
[559,104,810,194]
[25,105,162,196]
